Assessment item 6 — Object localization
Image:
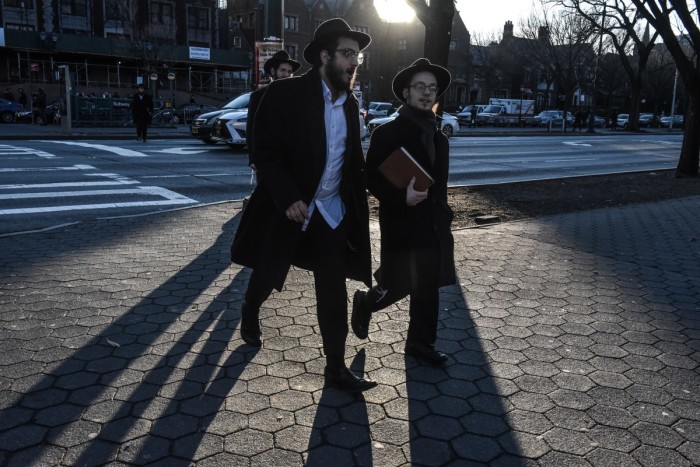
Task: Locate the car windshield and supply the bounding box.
[222,93,250,110]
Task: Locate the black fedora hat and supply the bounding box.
[392,58,451,103]
[263,50,301,75]
[303,18,371,64]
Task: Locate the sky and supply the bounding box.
[374,0,537,37]
[455,0,536,36]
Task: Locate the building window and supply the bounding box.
[233,36,241,48]
[450,40,457,51]
[188,6,209,30]
[314,19,323,30]
[398,39,407,51]
[151,1,173,25]
[284,15,298,32]
[355,25,369,35]
[61,0,87,16]
[105,0,128,21]
[285,44,298,60]
[6,0,34,7]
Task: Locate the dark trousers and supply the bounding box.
[366,242,441,345]
[245,211,349,368]
[135,117,149,140]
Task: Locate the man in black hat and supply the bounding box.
[230,18,376,393]
[351,58,457,367]
[246,50,301,169]
[131,84,153,142]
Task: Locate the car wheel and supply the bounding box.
[1,111,15,123]
[203,136,217,145]
[442,124,454,138]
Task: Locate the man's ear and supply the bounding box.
[320,50,330,64]
[403,89,409,100]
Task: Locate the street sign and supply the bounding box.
[150,73,158,81]
[167,72,175,80]
[30,63,39,72]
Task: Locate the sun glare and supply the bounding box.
[374,0,416,23]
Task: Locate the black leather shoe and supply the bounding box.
[405,342,448,366]
[324,367,378,393]
[351,290,370,339]
[240,302,261,347]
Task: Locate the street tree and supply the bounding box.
[406,0,456,68]
[517,0,597,131]
[549,0,659,131]
[469,31,510,102]
[626,0,698,176]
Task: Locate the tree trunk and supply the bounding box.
[676,89,700,176]
[627,86,642,132]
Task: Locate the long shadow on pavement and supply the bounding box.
[0,209,245,465]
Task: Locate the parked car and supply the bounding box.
[659,115,684,128]
[15,101,60,124]
[174,103,217,124]
[637,113,660,128]
[475,104,507,126]
[0,98,22,123]
[367,109,459,138]
[210,110,248,148]
[190,93,251,144]
[526,110,573,127]
[365,101,394,123]
[616,113,629,128]
[456,104,486,126]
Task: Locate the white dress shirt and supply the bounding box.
[303,80,348,231]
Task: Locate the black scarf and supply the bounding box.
[397,105,438,166]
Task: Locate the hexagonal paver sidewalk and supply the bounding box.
[0,196,698,466]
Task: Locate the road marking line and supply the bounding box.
[0,188,155,200]
[0,165,97,173]
[41,141,148,157]
[0,187,196,215]
[563,142,592,147]
[0,144,57,158]
[0,180,140,190]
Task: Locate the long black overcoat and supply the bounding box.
[230,69,372,291]
[245,86,266,166]
[131,93,153,125]
[365,115,456,291]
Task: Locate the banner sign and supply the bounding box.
[189,46,210,61]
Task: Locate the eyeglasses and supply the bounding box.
[409,83,439,94]
[334,48,364,64]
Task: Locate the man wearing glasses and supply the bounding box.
[351,59,457,367]
[230,19,377,393]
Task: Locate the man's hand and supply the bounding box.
[250,163,257,172]
[286,200,309,223]
[406,177,428,206]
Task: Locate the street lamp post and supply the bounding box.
[519,87,524,125]
[117,61,121,89]
[168,72,175,108]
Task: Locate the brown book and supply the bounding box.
[377,146,434,191]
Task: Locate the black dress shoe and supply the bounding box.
[324,367,377,393]
[405,342,448,366]
[240,302,261,347]
[351,290,370,339]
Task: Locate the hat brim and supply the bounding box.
[303,31,371,64]
[263,58,302,76]
[392,62,451,103]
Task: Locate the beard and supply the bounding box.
[326,56,356,92]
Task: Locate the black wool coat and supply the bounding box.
[230,69,372,291]
[131,93,153,124]
[365,114,456,291]
[245,86,266,166]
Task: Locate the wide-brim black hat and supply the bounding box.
[392,58,451,103]
[263,50,301,75]
[303,18,371,64]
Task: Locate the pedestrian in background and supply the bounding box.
[34,88,47,126]
[17,88,27,108]
[246,50,301,170]
[131,84,153,142]
[351,58,457,367]
[470,105,478,128]
[230,18,376,393]
[610,109,618,131]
